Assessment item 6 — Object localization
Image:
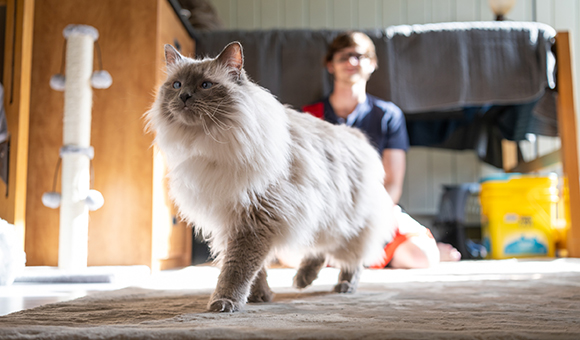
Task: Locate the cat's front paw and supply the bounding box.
[207,298,238,313]
[333,281,357,293]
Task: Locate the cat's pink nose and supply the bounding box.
[180,93,192,103]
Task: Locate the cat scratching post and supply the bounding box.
[58,25,99,271]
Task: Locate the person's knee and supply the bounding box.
[389,240,432,269]
[411,248,431,268]
[404,246,430,268]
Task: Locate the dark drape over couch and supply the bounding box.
[195,22,558,168]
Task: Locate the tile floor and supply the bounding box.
[0,282,125,316]
[0,265,162,316]
[0,264,229,316]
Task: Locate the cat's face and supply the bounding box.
[159,43,244,128]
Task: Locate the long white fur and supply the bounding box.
[146,45,395,272]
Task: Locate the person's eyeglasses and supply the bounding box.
[334,52,369,63]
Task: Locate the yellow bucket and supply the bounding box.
[480,173,561,259]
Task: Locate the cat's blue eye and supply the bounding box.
[200,81,213,89]
[172,81,181,89]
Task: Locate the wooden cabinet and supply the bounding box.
[17,0,194,270]
[0,0,34,254]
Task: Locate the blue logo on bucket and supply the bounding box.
[505,236,547,255]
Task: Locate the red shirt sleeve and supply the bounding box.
[302,102,324,119]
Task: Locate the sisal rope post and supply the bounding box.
[58,25,99,271]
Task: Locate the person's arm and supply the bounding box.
[382,148,406,204]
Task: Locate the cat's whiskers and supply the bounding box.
[200,111,228,144]
[198,100,233,131]
[209,99,234,131]
[201,106,228,129]
[205,110,230,131]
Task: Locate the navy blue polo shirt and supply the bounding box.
[303,94,409,154]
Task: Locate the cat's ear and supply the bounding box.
[216,42,244,80]
[165,44,183,66]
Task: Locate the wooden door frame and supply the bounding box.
[555,31,580,257]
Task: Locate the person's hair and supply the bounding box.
[324,31,378,65]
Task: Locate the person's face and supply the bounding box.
[327,44,376,84]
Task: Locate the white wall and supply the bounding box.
[209,0,579,215]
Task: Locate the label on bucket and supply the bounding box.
[503,232,548,256]
[503,213,519,223]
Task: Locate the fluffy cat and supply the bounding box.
[146,42,395,312]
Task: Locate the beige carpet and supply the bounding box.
[1,259,580,339]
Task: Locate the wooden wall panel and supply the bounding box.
[212,0,234,29]
[358,0,381,29]
[455,0,479,21]
[398,169,410,210]
[431,150,455,213]
[405,148,430,213]
[431,0,454,23]
[261,0,282,29]
[509,0,533,21]
[237,0,257,30]
[478,0,495,21]
[309,0,330,28]
[407,0,431,24]
[284,0,305,28]
[538,136,561,157]
[455,151,479,184]
[382,0,406,26]
[535,0,554,26]
[333,0,354,28]
[553,1,580,135]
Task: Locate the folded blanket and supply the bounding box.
[381,21,556,114]
[196,22,556,114]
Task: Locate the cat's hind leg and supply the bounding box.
[247,266,274,303]
[333,265,362,293]
[293,254,327,289]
